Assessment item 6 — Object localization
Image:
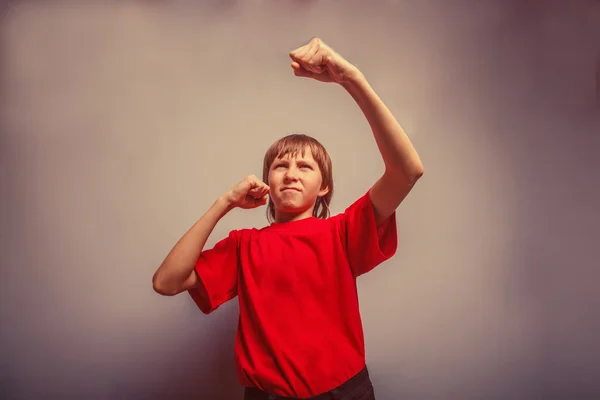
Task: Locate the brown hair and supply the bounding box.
[262,133,334,224]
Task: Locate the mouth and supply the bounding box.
[282,188,301,192]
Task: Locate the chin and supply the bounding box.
[277,202,310,213]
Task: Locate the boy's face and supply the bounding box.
[268,147,329,223]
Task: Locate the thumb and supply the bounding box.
[256,194,268,206]
[292,66,317,79]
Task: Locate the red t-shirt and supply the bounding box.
[188,189,398,398]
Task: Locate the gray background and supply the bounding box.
[1,1,599,399]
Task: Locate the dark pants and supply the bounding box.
[244,366,375,400]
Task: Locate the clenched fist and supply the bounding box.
[225,175,270,210]
[289,38,360,84]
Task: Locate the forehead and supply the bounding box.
[275,146,316,162]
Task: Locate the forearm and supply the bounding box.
[341,71,424,181]
[152,196,233,295]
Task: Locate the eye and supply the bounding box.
[300,164,312,169]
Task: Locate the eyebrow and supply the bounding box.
[275,159,314,165]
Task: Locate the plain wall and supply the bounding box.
[1,1,599,399]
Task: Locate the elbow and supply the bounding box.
[152,276,166,295]
[387,161,424,185]
[412,164,424,182]
[407,158,424,183]
[403,164,424,186]
[152,272,175,296]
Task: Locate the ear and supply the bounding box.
[318,186,329,198]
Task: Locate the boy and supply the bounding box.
[153,38,424,400]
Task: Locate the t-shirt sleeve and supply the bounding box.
[187,229,239,314]
[340,188,398,277]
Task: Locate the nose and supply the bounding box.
[284,166,300,181]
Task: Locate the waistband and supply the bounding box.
[244,365,371,400]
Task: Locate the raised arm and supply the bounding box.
[289,38,424,226]
[340,72,424,226]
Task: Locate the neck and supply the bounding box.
[274,208,314,224]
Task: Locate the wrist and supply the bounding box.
[339,67,365,88]
[340,71,368,100]
[217,194,235,213]
[340,69,370,104]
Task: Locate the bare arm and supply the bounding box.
[152,196,233,296]
[152,174,270,296]
[341,72,424,226]
[289,38,424,227]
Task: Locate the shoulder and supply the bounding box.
[329,190,373,227]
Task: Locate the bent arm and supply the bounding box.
[152,196,233,296]
[341,71,424,226]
